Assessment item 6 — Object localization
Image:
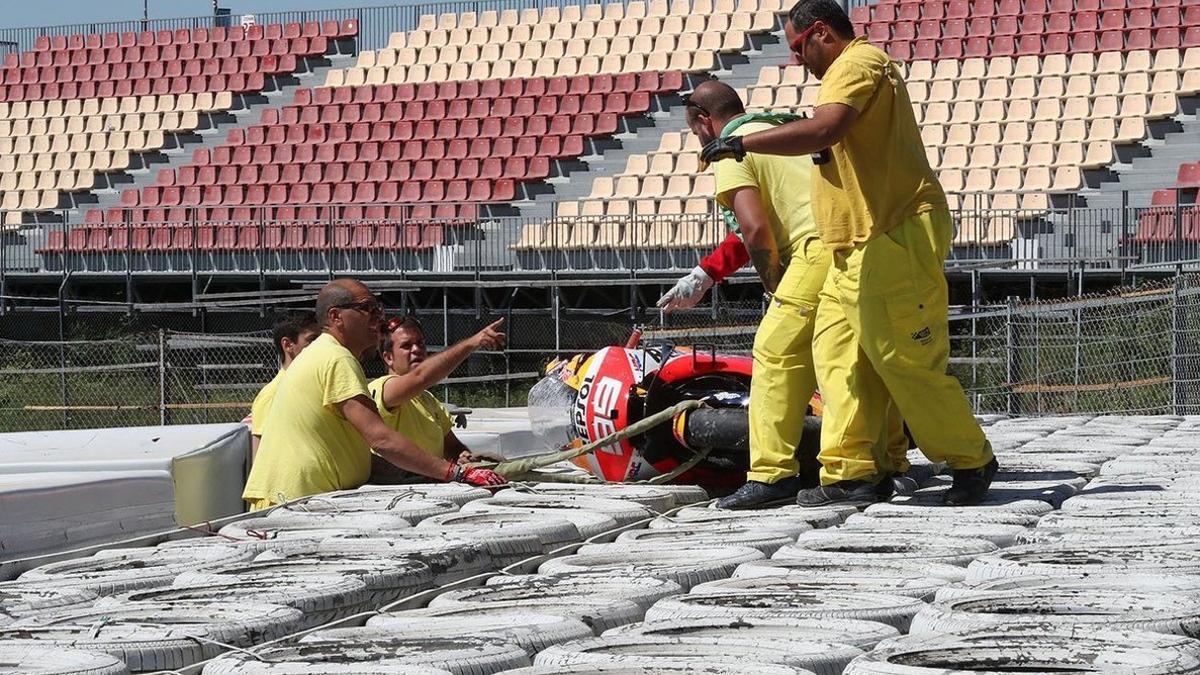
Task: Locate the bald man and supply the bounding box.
[242,279,505,510]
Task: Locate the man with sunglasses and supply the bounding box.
[242,279,505,510]
[700,0,996,506]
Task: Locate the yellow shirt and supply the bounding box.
[814,37,947,250]
[713,121,818,267]
[243,333,372,505]
[368,375,453,460]
[249,369,284,437]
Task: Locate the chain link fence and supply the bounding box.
[959,275,1200,417]
[4,276,1200,431]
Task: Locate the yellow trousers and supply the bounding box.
[812,209,993,485]
[747,238,908,483]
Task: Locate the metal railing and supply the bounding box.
[3,199,1199,280]
[0,0,815,54]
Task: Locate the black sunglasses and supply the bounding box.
[333,300,384,317]
[682,93,709,116]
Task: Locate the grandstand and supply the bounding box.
[0,0,1196,293]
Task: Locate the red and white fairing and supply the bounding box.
[571,346,665,481]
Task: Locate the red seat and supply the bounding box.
[1178,163,1200,188]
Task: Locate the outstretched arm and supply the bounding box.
[341,395,506,485]
[704,104,859,160]
[379,319,506,410]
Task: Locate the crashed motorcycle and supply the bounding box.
[527,338,823,493]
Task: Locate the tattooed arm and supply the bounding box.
[728,186,783,293]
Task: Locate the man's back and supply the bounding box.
[715,120,820,267]
[814,37,946,249]
[243,332,372,504]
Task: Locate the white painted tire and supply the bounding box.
[1037,508,1200,530]
[732,559,967,584]
[499,664,812,674]
[366,611,592,657]
[1,602,304,672]
[910,589,1200,637]
[416,512,582,548]
[354,482,492,505]
[267,542,493,586]
[0,584,97,620]
[935,573,1200,602]
[851,507,1042,527]
[644,591,927,631]
[865,496,1053,516]
[455,505,619,539]
[847,627,1200,674]
[836,518,1028,547]
[17,546,253,595]
[1015,528,1199,546]
[477,574,683,610]
[99,574,369,630]
[221,512,413,540]
[207,632,528,675]
[378,596,643,635]
[610,526,797,556]
[777,532,997,567]
[539,547,764,591]
[648,485,711,505]
[505,484,677,512]
[655,505,855,532]
[279,495,459,522]
[607,616,899,649]
[174,554,434,608]
[898,485,1068,509]
[463,494,653,527]
[967,544,1200,580]
[0,643,130,675]
[691,575,947,601]
[319,532,542,568]
[533,635,861,674]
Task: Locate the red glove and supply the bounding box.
[462,467,507,486]
[445,463,507,486]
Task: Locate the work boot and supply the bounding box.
[796,480,878,507]
[874,477,894,501]
[718,477,801,510]
[888,471,921,497]
[943,457,1000,506]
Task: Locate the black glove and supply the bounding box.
[701,136,746,163]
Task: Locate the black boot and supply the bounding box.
[886,471,921,497]
[718,477,802,510]
[943,458,1000,506]
[874,477,894,501]
[796,479,879,507]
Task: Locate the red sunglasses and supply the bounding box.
[789,21,823,53]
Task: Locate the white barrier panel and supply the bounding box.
[0,469,176,564]
[0,423,250,526]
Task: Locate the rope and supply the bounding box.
[470,399,705,480]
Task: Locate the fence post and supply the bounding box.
[1005,296,1018,416]
[158,328,167,426]
[1120,190,1129,284]
[1073,305,1082,412]
[552,286,561,354]
[1172,274,1182,415]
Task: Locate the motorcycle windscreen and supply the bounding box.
[527,374,580,453]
